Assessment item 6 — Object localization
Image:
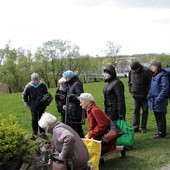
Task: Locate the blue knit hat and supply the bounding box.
[63,70,75,78]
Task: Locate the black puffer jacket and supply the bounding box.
[103,65,126,120]
[67,76,84,121]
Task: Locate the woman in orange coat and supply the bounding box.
[79,93,129,158]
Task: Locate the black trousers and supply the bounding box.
[132,97,148,130]
[31,108,45,135]
[154,111,167,137]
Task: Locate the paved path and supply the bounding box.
[160,164,170,170]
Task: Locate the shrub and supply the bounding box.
[0,115,35,164]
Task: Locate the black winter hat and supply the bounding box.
[130,62,141,70]
[103,65,116,78]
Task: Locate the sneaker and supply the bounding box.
[153,134,165,139]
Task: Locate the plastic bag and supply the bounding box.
[82,139,101,170]
[116,119,134,147]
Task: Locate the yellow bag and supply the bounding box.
[82,139,101,170]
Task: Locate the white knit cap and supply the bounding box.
[38,112,57,129]
[79,93,95,102]
[58,77,66,84]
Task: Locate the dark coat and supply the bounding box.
[103,65,126,120]
[55,87,67,113]
[66,76,84,121]
[148,69,169,113]
[128,66,152,99]
[49,122,89,170]
[22,81,48,113]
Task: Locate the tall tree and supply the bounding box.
[104,41,122,66]
[35,39,80,87]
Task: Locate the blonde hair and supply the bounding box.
[79,93,95,102]
[58,77,66,84]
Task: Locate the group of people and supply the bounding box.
[22,60,169,169]
[128,61,169,139]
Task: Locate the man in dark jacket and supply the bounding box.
[62,70,84,138]
[103,65,126,121]
[128,61,152,133]
[23,73,48,139]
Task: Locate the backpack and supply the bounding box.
[164,68,170,100]
[36,92,53,107]
[159,68,170,101]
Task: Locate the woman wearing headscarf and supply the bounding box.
[103,65,126,121]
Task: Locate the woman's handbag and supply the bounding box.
[36,92,53,107]
[102,121,124,143]
[116,119,134,147]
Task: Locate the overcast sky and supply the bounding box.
[0,0,170,56]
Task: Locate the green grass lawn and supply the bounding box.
[0,78,170,170]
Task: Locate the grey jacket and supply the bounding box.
[49,122,89,170]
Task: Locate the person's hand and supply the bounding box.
[62,105,66,110]
[53,155,64,164]
[58,94,65,99]
[85,134,91,139]
[119,115,124,119]
[25,102,30,108]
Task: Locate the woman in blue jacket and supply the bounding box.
[148,61,169,139]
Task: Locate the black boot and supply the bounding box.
[99,157,104,166]
[120,146,129,158]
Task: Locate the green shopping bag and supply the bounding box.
[116,119,134,147]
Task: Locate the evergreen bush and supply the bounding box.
[0,115,35,164]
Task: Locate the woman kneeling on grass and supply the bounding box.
[78,93,129,160]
